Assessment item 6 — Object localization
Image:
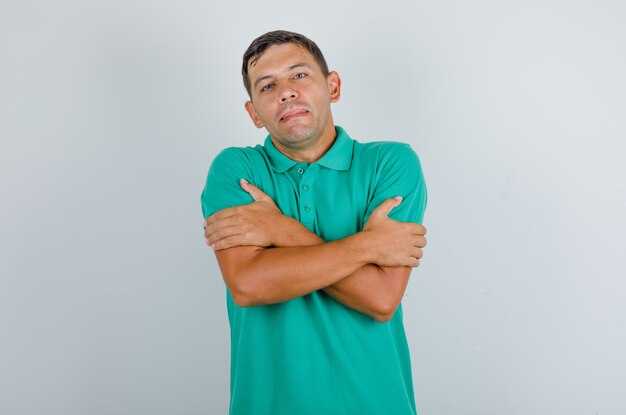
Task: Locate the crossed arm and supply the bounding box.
[204,179,427,322]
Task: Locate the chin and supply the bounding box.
[281,125,319,145]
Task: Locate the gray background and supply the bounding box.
[1,0,625,414]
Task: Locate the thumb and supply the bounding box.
[371,196,402,218]
[240,178,269,202]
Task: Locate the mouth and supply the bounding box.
[279,108,309,122]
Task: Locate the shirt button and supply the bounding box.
[297,167,305,174]
[302,184,309,191]
[304,205,311,212]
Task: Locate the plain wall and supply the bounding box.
[1,0,625,414]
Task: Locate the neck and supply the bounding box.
[272,119,337,163]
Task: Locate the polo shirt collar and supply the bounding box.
[264,125,354,173]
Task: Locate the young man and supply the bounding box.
[201,30,427,415]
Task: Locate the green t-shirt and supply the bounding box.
[201,126,427,415]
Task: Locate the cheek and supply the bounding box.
[254,102,275,121]
[311,86,331,103]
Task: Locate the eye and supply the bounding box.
[293,72,307,79]
[261,83,274,92]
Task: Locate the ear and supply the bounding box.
[244,101,264,128]
[327,71,341,103]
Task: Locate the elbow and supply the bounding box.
[372,314,390,323]
[228,275,263,308]
[372,311,393,323]
[372,301,400,323]
[371,271,408,323]
[217,248,267,308]
[230,289,253,308]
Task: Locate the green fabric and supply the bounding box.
[201,126,427,415]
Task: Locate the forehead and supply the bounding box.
[248,43,319,79]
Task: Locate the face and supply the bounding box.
[244,43,341,154]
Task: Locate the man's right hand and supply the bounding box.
[361,197,427,268]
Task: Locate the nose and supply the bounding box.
[279,84,298,102]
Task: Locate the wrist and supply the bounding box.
[274,216,323,247]
[339,231,376,267]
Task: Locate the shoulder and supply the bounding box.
[206,145,270,178]
[354,140,422,171]
[355,139,428,223]
[201,146,265,218]
[210,145,264,168]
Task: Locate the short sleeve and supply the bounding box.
[362,143,428,225]
[201,147,256,219]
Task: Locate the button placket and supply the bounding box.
[299,165,318,225]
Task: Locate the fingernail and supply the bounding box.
[394,196,403,201]
[241,178,249,184]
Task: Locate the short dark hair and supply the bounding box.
[242,30,330,98]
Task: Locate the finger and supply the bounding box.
[415,224,426,235]
[407,223,427,236]
[240,178,269,202]
[206,224,244,245]
[411,247,423,260]
[414,235,427,248]
[204,217,238,238]
[371,196,402,218]
[401,256,420,268]
[213,235,250,251]
[406,247,422,261]
[205,214,240,231]
[205,207,240,226]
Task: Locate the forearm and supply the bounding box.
[216,232,373,307]
[209,199,423,317]
[322,265,411,322]
[273,221,404,321]
[273,216,325,246]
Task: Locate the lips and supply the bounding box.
[279,108,308,122]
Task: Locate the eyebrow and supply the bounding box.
[253,63,310,90]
